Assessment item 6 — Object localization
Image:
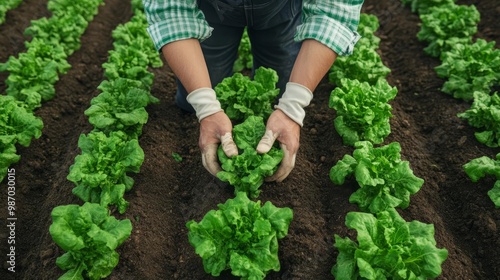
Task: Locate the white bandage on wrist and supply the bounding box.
[274,82,313,127]
[186,87,223,121]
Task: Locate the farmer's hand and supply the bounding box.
[187,88,238,176]
[256,82,313,182]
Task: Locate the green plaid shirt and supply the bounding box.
[142,0,364,56]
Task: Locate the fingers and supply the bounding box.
[201,143,221,176]
[199,112,238,176]
[220,132,238,157]
[265,143,296,183]
[201,133,237,177]
[257,129,279,154]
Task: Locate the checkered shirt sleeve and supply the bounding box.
[296,0,364,56]
[142,0,213,51]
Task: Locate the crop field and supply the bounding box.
[0,0,499,279]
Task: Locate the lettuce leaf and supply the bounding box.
[332,209,448,279]
[186,192,293,279]
[463,153,500,207]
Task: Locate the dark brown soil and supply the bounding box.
[1,0,499,279]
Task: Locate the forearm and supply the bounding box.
[161,39,211,93]
[289,39,337,92]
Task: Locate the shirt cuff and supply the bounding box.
[295,15,361,56]
[146,18,213,52]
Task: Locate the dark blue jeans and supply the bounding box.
[176,0,302,112]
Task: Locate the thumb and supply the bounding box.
[220,132,238,157]
[257,129,279,154]
[201,143,221,176]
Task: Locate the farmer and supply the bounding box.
[142,0,364,182]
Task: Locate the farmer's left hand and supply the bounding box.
[256,82,313,182]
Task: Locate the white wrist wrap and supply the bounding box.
[186,87,223,121]
[274,82,313,127]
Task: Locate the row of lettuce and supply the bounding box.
[401,0,500,208]
[326,13,448,279]
[0,0,105,182]
[47,0,164,279]
[2,0,162,278]
[187,68,293,277]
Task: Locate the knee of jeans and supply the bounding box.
[175,88,196,113]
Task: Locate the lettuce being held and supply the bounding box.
[217,116,283,199]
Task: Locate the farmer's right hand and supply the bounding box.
[187,88,238,176]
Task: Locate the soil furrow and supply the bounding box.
[0,0,50,93]
[0,0,50,63]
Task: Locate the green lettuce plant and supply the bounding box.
[401,0,456,15]
[332,209,448,279]
[102,45,154,88]
[0,39,71,111]
[233,27,253,72]
[329,13,389,86]
[417,3,480,58]
[215,67,280,122]
[84,78,159,139]
[0,95,42,181]
[463,153,500,208]
[101,0,161,90]
[47,0,104,21]
[458,91,500,148]
[0,0,23,25]
[434,39,500,101]
[186,191,293,279]
[329,44,390,86]
[217,116,283,198]
[330,141,424,213]
[67,131,144,213]
[0,95,43,147]
[24,13,89,55]
[0,136,20,183]
[356,13,381,50]
[49,202,132,280]
[111,6,162,69]
[329,79,397,146]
